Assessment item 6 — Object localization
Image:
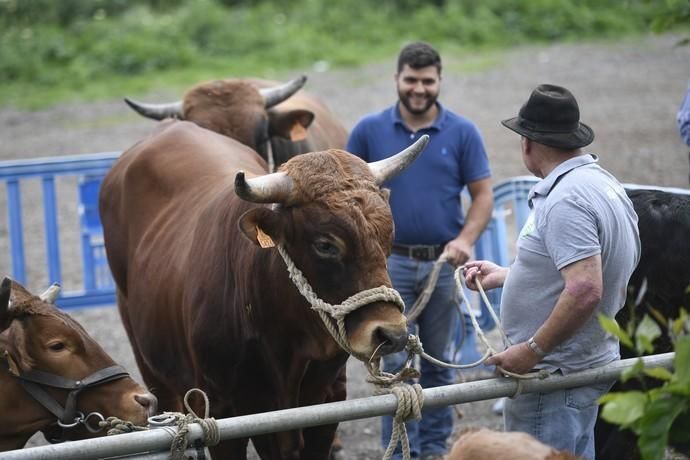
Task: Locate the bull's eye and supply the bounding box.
[48,342,65,351]
[313,238,340,259]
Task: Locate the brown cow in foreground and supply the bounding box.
[0,277,157,452]
[448,428,580,460]
[99,120,426,459]
[124,75,348,170]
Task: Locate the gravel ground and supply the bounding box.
[1,34,689,458]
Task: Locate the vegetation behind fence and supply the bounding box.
[1,0,688,108]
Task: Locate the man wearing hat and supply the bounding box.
[463,84,641,459]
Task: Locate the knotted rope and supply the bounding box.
[99,416,149,435]
[166,388,220,460]
[102,388,219,459]
[381,383,424,460]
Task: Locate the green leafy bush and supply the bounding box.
[0,0,687,108]
[598,309,690,460]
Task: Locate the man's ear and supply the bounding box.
[268,109,314,142]
[238,207,283,248]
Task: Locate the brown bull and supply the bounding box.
[124,75,348,170]
[99,119,426,459]
[0,277,157,452]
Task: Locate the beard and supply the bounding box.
[398,90,438,115]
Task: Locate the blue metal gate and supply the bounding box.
[2,153,688,310]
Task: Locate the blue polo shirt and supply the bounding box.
[347,103,491,245]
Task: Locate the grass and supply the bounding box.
[0,0,687,110]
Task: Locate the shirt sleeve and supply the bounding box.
[538,196,601,270]
[677,82,690,147]
[459,123,491,183]
[346,120,369,161]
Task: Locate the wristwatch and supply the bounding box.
[527,336,547,358]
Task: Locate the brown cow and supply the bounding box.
[99,119,426,459]
[0,277,157,452]
[447,428,580,460]
[124,75,348,170]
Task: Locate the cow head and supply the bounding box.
[0,278,157,448]
[124,76,313,162]
[235,136,428,361]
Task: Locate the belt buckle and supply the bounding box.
[410,245,434,260]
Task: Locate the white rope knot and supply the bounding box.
[405,334,423,355]
[382,383,424,460]
[276,244,404,354]
[166,388,220,460]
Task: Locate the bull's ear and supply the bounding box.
[238,208,284,248]
[0,277,11,332]
[267,109,314,142]
[9,279,32,305]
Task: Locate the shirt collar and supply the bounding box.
[392,102,447,132]
[528,153,599,206]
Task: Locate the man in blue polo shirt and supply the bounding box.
[347,41,494,460]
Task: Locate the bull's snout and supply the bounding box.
[134,392,158,416]
[345,301,408,360]
[373,325,408,355]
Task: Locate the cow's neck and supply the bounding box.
[0,371,55,450]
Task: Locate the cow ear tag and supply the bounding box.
[289,123,308,142]
[256,226,275,248]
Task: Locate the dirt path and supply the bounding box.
[2,33,689,458]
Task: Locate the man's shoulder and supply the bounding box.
[437,106,481,133]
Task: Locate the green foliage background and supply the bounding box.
[0,0,688,108]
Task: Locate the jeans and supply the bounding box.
[504,379,614,460]
[380,255,459,459]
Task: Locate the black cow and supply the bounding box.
[595,187,690,459]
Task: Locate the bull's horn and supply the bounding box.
[124,98,184,120]
[368,134,429,185]
[259,75,307,109]
[39,282,61,303]
[235,171,295,204]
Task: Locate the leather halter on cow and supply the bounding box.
[99,118,427,459]
[0,277,157,451]
[124,75,348,171]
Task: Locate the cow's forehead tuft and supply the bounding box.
[281,149,377,194]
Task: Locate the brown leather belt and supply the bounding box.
[391,243,445,261]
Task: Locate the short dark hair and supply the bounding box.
[397,41,442,75]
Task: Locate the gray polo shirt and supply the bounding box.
[501,154,640,374]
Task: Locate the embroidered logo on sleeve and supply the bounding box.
[519,212,536,239]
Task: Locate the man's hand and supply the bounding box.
[486,342,541,375]
[444,239,472,267]
[463,260,508,291]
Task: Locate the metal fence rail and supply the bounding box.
[0,353,674,460]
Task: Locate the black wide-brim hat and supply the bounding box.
[502,84,594,150]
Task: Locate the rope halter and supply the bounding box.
[276,244,405,357]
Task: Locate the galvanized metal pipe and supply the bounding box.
[4,353,674,460]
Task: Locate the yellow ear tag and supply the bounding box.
[256,226,275,248]
[289,123,308,142]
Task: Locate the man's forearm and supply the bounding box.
[455,191,493,246]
